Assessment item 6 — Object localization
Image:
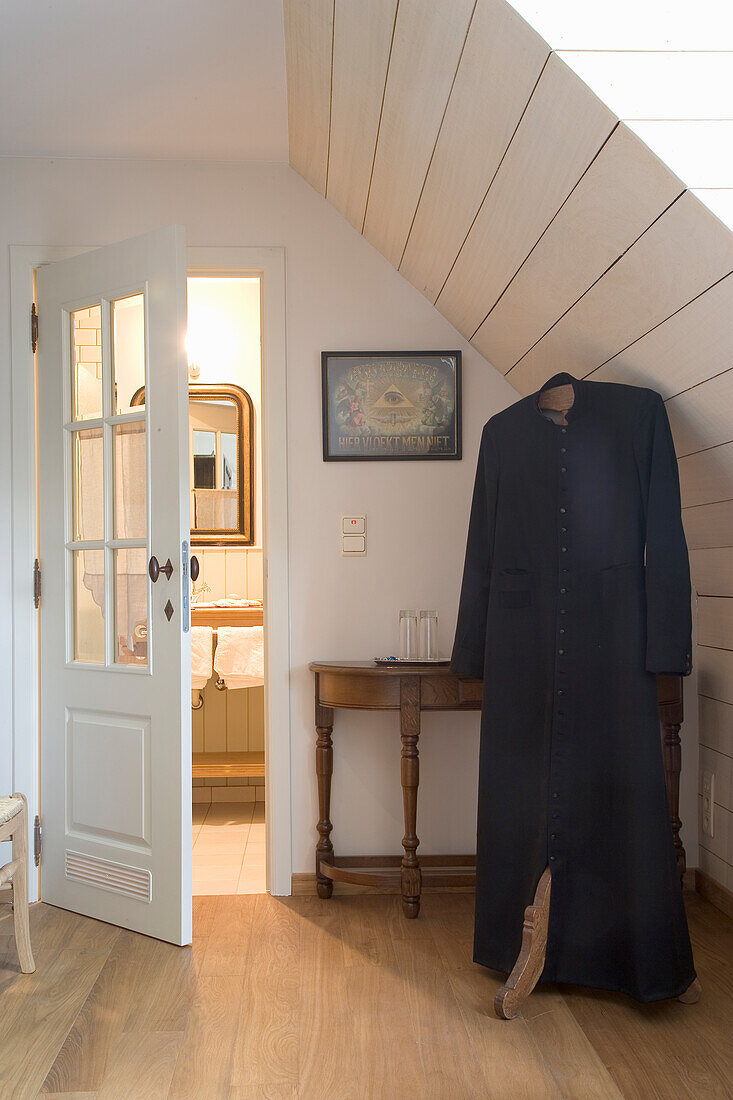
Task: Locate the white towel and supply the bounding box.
[214,626,264,690]
[191,626,214,691]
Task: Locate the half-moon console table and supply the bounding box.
[309,661,686,919]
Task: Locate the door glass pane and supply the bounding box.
[73,550,105,663]
[113,294,145,413]
[114,422,147,539]
[72,427,104,541]
[71,305,102,421]
[115,549,148,665]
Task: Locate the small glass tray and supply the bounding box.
[374,656,450,665]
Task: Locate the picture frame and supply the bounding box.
[321,351,462,461]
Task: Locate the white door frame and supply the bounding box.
[9,244,292,902]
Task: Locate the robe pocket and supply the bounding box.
[496,568,532,609]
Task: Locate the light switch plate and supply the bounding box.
[342,515,366,535]
[342,534,366,555]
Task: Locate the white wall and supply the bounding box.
[0,157,517,871]
[0,156,699,875]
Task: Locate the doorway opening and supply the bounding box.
[187,276,267,897]
[11,240,289,939]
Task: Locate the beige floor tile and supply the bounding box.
[192,801,265,897]
[236,871,266,894]
[205,807,254,827]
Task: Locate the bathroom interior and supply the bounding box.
[186,275,266,897]
[72,272,266,897]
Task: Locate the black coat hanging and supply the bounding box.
[451,371,696,1002]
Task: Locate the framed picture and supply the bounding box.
[321,351,462,461]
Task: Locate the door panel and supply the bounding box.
[37,226,191,945]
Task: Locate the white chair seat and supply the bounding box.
[0,796,24,827]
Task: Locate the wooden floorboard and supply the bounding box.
[0,891,728,1098]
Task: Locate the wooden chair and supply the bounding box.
[0,794,35,973]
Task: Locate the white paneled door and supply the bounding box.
[37,227,192,944]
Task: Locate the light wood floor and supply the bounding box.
[0,890,730,1098]
[192,801,266,896]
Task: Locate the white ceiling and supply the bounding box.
[0,0,289,161]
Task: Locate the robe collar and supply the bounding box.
[532,371,586,425]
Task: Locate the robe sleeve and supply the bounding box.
[450,421,499,678]
[635,391,692,676]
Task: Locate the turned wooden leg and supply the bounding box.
[495,866,552,1020]
[12,794,35,974]
[661,716,686,879]
[315,687,335,900]
[400,676,422,919]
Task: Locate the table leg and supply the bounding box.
[662,715,686,879]
[315,688,335,899]
[400,676,422,918]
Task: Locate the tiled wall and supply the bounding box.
[192,546,265,803]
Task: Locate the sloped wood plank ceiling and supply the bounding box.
[284,0,733,766]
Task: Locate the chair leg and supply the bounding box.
[11,794,35,974]
[495,866,552,1020]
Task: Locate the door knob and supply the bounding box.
[190,555,200,582]
[148,556,174,583]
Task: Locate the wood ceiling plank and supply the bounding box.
[697,645,733,705]
[283,0,334,194]
[667,369,733,458]
[691,548,733,595]
[472,125,683,372]
[399,0,549,301]
[362,0,476,268]
[327,0,397,231]
[435,54,615,340]
[699,696,733,758]
[507,192,733,394]
[592,273,733,398]
[679,441,733,509]
[683,500,733,550]
[698,598,733,650]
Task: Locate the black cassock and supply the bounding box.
[451,371,696,1003]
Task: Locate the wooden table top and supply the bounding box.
[308,659,477,678]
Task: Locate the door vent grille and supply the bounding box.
[65,850,152,903]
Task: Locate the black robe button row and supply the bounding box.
[560,466,567,473]
[559,507,566,513]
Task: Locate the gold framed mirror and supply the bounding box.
[131,383,254,546]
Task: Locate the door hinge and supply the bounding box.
[31,303,38,353]
[33,815,42,867]
[33,558,41,609]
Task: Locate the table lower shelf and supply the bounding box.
[319,855,476,890]
[192,751,265,779]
